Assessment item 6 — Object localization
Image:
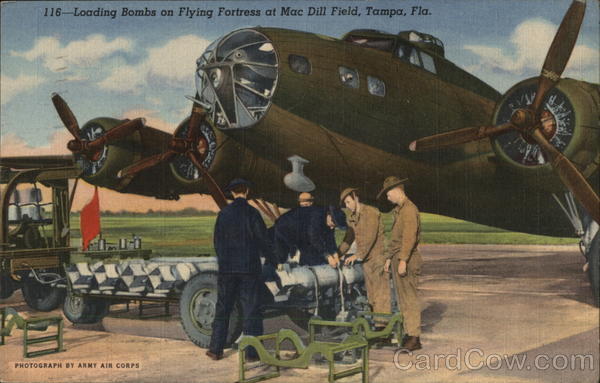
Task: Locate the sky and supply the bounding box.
[1,0,598,211]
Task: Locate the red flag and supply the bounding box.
[80,187,100,250]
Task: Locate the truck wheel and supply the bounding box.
[0,274,15,299]
[22,276,65,311]
[63,293,109,324]
[587,231,599,307]
[180,273,242,349]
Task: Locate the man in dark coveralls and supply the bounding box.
[273,194,347,267]
[206,178,280,361]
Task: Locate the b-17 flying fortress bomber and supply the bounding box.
[0,1,598,382]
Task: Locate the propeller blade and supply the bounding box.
[118,151,176,178]
[531,128,599,223]
[187,151,228,209]
[87,118,145,151]
[409,123,514,152]
[51,93,80,141]
[531,0,586,113]
[187,105,206,143]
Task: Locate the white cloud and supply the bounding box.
[1,74,46,104]
[120,108,175,133]
[97,65,144,92]
[97,35,210,93]
[11,34,133,72]
[0,130,71,156]
[464,18,598,79]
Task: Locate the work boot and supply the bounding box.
[205,350,223,361]
[401,336,422,351]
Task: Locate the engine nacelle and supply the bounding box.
[75,117,183,199]
[491,78,599,191]
[75,117,143,190]
[169,118,243,192]
[168,117,289,199]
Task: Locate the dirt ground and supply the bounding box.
[1,244,598,383]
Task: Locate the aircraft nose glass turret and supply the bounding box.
[195,29,278,130]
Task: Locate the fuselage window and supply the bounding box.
[396,43,421,67]
[289,54,311,75]
[420,52,436,74]
[367,76,385,97]
[338,66,359,89]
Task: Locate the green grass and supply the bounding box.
[68,212,578,257]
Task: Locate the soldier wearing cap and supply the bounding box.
[379,176,423,351]
[338,187,391,324]
[206,178,280,361]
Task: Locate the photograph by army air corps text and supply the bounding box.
[0,0,598,382]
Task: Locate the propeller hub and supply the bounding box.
[197,137,208,157]
[169,139,188,153]
[510,109,535,130]
[67,139,83,153]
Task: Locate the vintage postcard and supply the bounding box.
[0,0,598,382]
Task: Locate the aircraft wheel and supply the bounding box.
[180,273,242,349]
[63,293,109,324]
[587,231,599,307]
[21,275,65,311]
[0,274,15,299]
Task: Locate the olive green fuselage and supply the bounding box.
[216,28,598,237]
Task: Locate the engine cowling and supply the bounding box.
[75,117,143,190]
[491,78,599,191]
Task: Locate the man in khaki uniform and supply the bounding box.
[379,176,423,351]
[338,188,391,324]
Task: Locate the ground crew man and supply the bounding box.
[338,188,391,324]
[206,178,280,361]
[379,176,423,351]
[298,192,314,207]
[273,192,346,267]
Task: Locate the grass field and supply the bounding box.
[68,212,578,257]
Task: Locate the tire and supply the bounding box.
[180,273,243,349]
[22,275,65,311]
[587,231,599,307]
[0,274,15,299]
[63,293,109,324]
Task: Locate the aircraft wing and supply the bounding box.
[0,155,74,169]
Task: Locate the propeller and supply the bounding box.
[408,123,514,152]
[409,0,598,223]
[118,104,228,209]
[530,0,586,114]
[51,93,145,160]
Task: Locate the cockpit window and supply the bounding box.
[420,52,436,74]
[396,42,421,66]
[345,35,395,52]
[407,31,444,50]
[367,76,385,97]
[289,54,311,74]
[338,66,359,88]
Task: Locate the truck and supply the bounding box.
[0,165,368,348]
